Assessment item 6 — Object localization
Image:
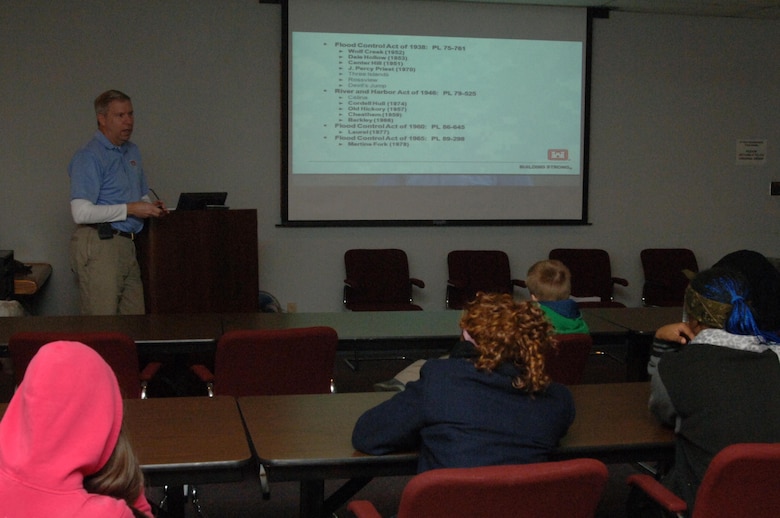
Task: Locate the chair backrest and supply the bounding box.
[640,248,698,307]
[692,443,780,518]
[395,459,608,518]
[548,248,624,307]
[212,327,338,397]
[344,249,421,310]
[8,331,144,399]
[545,333,593,385]
[446,250,515,309]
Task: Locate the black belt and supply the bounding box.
[87,224,136,241]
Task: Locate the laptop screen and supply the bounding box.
[175,192,228,211]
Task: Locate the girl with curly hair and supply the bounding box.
[352,292,575,473]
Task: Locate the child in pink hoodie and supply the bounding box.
[0,341,152,517]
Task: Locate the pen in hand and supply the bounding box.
[148,188,170,215]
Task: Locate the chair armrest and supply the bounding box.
[626,474,688,514]
[190,364,215,383]
[512,279,525,288]
[138,361,164,399]
[189,364,216,397]
[347,500,383,518]
[139,361,163,383]
[612,276,629,287]
[410,278,425,289]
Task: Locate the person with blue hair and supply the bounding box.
[713,249,780,332]
[637,267,780,514]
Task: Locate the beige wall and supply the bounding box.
[1,1,779,314]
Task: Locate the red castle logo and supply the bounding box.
[547,149,569,160]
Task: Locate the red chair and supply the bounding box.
[545,333,593,385]
[8,331,160,399]
[548,249,628,307]
[640,248,698,307]
[188,326,338,504]
[348,459,609,518]
[190,327,338,397]
[344,249,425,311]
[626,443,780,517]
[446,250,522,309]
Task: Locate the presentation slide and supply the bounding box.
[283,0,591,225]
[292,32,582,177]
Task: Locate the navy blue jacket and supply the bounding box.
[352,342,575,472]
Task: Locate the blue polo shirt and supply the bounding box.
[69,131,148,234]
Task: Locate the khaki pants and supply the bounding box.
[69,226,145,315]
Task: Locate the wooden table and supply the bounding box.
[0,308,630,355]
[583,306,684,335]
[13,263,51,296]
[223,310,458,339]
[0,313,223,355]
[224,310,628,369]
[224,311,461,367]
[125,396,252,517]
[238,382,674,518]
[124,396,252,486]
[0,396,252,518]
[582,307,684,381]
[239,392,413,518]
[224,309,626,341]
[555,382,675,463]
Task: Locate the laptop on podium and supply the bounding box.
[175,192,228,210]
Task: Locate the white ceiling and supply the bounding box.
[457,0,780,19]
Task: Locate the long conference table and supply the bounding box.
[0,382,674,518]
[239,382,675,518]
[0,306,683,383]
[0,306,680,350]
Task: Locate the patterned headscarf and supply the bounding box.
[684,285,733,329]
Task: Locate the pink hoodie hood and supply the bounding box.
[0,341,127,516]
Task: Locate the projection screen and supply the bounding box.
[282,0,592,226]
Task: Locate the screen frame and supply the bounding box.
[280,1,596,227]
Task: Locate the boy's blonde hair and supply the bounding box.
[525,259,571,301]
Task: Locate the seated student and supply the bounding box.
[637,268,780,515]
[0,341,152,518]
[525,259,589,334]
[376,259,588,390]
[353,292,575,473]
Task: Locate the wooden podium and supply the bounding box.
[136,209,259,314]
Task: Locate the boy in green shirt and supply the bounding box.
[525,259,589,335]
[376,259,589,391]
